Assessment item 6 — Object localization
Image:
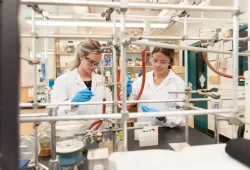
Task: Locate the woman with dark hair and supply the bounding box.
[127,47,186,127]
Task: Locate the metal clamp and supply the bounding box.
[182,35,189,41]
[46,105,59,117]
[32,103,39,109]
[30,32,38,39]
[121,110,129,121]
[120,31,130,45]
[229,116,244,126]
[120,0,128,11]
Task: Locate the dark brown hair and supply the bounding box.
[152,47,175,69]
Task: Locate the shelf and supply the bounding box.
[127,66,152,68]
[56,51,151,56]
[56,66,68,68]
[103,51,151,55]
[56,53,75,56]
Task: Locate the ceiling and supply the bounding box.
[19,0,248,52]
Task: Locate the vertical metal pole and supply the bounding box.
[44,17,48,85]
[47,106,60,170]
[31,10,40,168]
[232,0,239,139]
[212,100,220,144]
[120,2,128,151]
[32,10,38,112]
[50,122,56,160]
[248,0,250,70]
[112,11,118,118]
[184,0,189,144]
[112,11,118,152]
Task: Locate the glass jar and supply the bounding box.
[135,58,140,66]
[131,59,136,66]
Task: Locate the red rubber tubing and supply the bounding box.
[117,49,146,109]
[201,40,244,79]
[88,97,107,130]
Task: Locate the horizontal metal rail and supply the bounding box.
[20,0,239,12]
[132,40,250,56]
[19,108,237,123]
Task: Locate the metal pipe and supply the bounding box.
[20,34,112,39]
[50,122,56,160]
[20,114,122,123]
[110,15,118,151]
[232,0,239,139]
[20,113,48,117]
[20,0,239,12]
[129,108,238,118]
[33,124,39,168]
[184,0,189,144]
[139,36,247,41]
[120,4,128,152]
[84,13,234,22]
[120,11,127,113]
[32,11,37,113]
[20,97,246,108]
[188,105,205,110]
[26,16,235,23]
[20,34,249,42]
[122,116,128,152]
[212,100,220,144]
[248,0,250,73]
[31,10,39,168]
[20,109,237,123]
[237,116,250,125]
[112,11,118,126]
[47,106,60,170]
[131,40,250,56]
[168,91,198,94]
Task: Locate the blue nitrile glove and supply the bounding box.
[141,106,159,112]
[141,106,167,124]
[71,89,94,107]
[127,74,132,95]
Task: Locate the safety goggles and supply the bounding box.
[85,56,101,67]
[150,57,170,65]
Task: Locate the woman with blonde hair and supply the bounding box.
[51,39,112,119]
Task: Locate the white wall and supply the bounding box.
[206,41,245,139]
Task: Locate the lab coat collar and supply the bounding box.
[71,68,98,91]
[146,69,177,91]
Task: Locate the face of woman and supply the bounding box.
[151,52,171,74]
[79,53,102,74]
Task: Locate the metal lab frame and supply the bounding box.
[17,0,246,168]
[20,35,250,42]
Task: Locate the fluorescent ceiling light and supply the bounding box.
[26,20,168,29]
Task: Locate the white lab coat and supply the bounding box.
[131,70,186,127]
[51,69,112,124]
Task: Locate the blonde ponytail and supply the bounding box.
[70,39,101,71]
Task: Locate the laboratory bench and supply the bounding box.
[33,126,215,170]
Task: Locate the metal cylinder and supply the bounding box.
[50,122,57,160]
[120,5,128,152]
[232,0,239,139]
[122,116,128,151]
[47,105,60,170]
[20,113,122,123]
[212,100,220,144]
[112,11,118,127]
[184,0,189,144]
